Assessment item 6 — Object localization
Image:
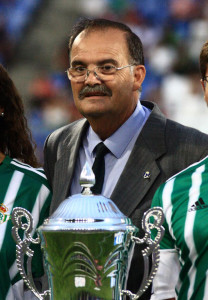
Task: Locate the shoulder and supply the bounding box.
[144,100,208,148]
[141,101,208,161]
[166,154,208,183]
[154,155,208,201]
[44,118,87,149]
[6,157,51,189]
[153,155,208,210]
[164,119,208,163]
[166,118,208,140]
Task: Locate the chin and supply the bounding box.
[79,102,108,117]
[82,110,105,119]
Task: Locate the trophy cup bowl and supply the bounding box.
[11,162,164,300]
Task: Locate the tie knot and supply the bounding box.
[94,142,109,157]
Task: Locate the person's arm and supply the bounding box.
[12,280,40,300]
[150,249,179,300]
[150,186,180,300]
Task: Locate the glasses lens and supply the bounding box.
[94,66,116,81]
[67,68,86,82]
[98,65,116,75]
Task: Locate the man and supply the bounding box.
[200,41,208,105]
[44,19,208,299]
[150,40,208,300]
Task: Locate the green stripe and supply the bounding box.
[172,171,192,299]
[0,169,15,200]
[192,164,208,299]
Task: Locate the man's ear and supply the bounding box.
[133,65,146,91]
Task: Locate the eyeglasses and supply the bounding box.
[66,64,135,83]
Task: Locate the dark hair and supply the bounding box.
[0,64,39,167]
[199,40,208,80]
[68,18,144,65]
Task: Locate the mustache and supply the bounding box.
[78,85,112,100]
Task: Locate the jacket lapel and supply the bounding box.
[111,101,167,216]
[51,119,89,213]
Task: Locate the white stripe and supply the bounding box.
[11,160,46,179]
[0,171,24,250]
[152,249,179,299]
[9,280,24,300]
[162,178,184,293]
[185,165,205,299]
[30,184,50,237]
[203,270,208,300]
[162,178,176,240]
[9,260,18,282]
[12,158,44,173]
[6,286,15,300]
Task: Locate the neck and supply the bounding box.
[90,123,116,140]
[88,115,129,140]
[0,152,5,164]
[88,104,137,140]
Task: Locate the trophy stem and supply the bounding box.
[12,207,51,300]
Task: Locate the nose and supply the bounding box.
[84,70,101,84]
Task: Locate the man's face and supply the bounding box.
[69,28,145,125]
[201,65,208,106]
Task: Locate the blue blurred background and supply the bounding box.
[1,0,208,164]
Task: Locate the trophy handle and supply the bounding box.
[121,207,164,300]
[11,207,50,300]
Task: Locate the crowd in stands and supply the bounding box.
[2,0,208,163]
[0,0,42,65]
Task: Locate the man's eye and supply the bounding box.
[74,66,86,73]
[100,65,115,72]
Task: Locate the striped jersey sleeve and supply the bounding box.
[151,155,208,300]
[0,156,52,300]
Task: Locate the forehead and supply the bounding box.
[71,28,129,64]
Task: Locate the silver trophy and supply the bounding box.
[12,162,164,299]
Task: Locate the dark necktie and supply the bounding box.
[91,142,109,194]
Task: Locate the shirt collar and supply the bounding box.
[87,101,149,158]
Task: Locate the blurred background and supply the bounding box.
[1,0,208,164]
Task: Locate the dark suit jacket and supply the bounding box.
[44,101,208,299]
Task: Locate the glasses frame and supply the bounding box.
[66,63,136,82]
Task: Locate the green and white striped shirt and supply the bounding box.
[151,155,208,300]
[0,156,52,300]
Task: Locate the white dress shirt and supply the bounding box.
[70,101,151,197]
